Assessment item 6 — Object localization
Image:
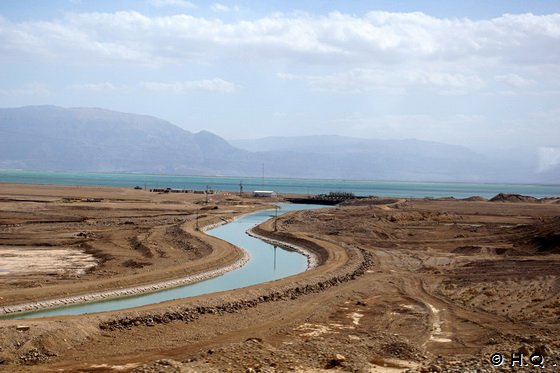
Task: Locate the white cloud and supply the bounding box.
[211,3,239,13]
[1,10,559,69]
[140,78,238,93]
[149,0,196,8]
[278,69,484,94]
[70,82,119,91]
[495,73,536,88]
[66,80,239,94]
[0,83,50,96]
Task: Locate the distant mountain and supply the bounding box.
[234,136,559,183]
[0,106,556,183]
[233,136,531,183]
[0,106,253,175]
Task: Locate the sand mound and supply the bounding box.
[462,196,486,201]
[489,193,539,203]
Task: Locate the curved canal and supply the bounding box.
[7,203,322,319]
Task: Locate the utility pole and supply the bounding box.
[274,205,279,231]
[205,185,209,204]
[195,208,199,231]
[239,180,243,197]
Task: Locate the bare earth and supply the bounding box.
[0,184,559,372]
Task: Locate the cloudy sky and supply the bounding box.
[1,0,559,152]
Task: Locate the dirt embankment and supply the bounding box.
[98,247,373,332]
[1,186,559,372]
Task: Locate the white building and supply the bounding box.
[253,190,278,198]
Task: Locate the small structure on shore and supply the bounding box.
[253,190,277,198]
[149,188,214,194]
[286,192,358,205]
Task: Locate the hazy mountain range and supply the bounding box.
[0,106,557,183]
[0,106,253,176]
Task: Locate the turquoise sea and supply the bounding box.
[0,170,559,199]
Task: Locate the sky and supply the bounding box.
[1,0,559,154]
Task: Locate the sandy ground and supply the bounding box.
[0,247,97,276]
[0,184,559,372]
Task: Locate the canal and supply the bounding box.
[7,203,323,319]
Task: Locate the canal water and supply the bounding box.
[7,203,324,319]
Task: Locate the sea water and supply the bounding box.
[0,170,558,199]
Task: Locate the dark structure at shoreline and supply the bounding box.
[286,192,361,205]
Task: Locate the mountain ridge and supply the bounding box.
[0,106,556,183]
[0,105,249,175]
